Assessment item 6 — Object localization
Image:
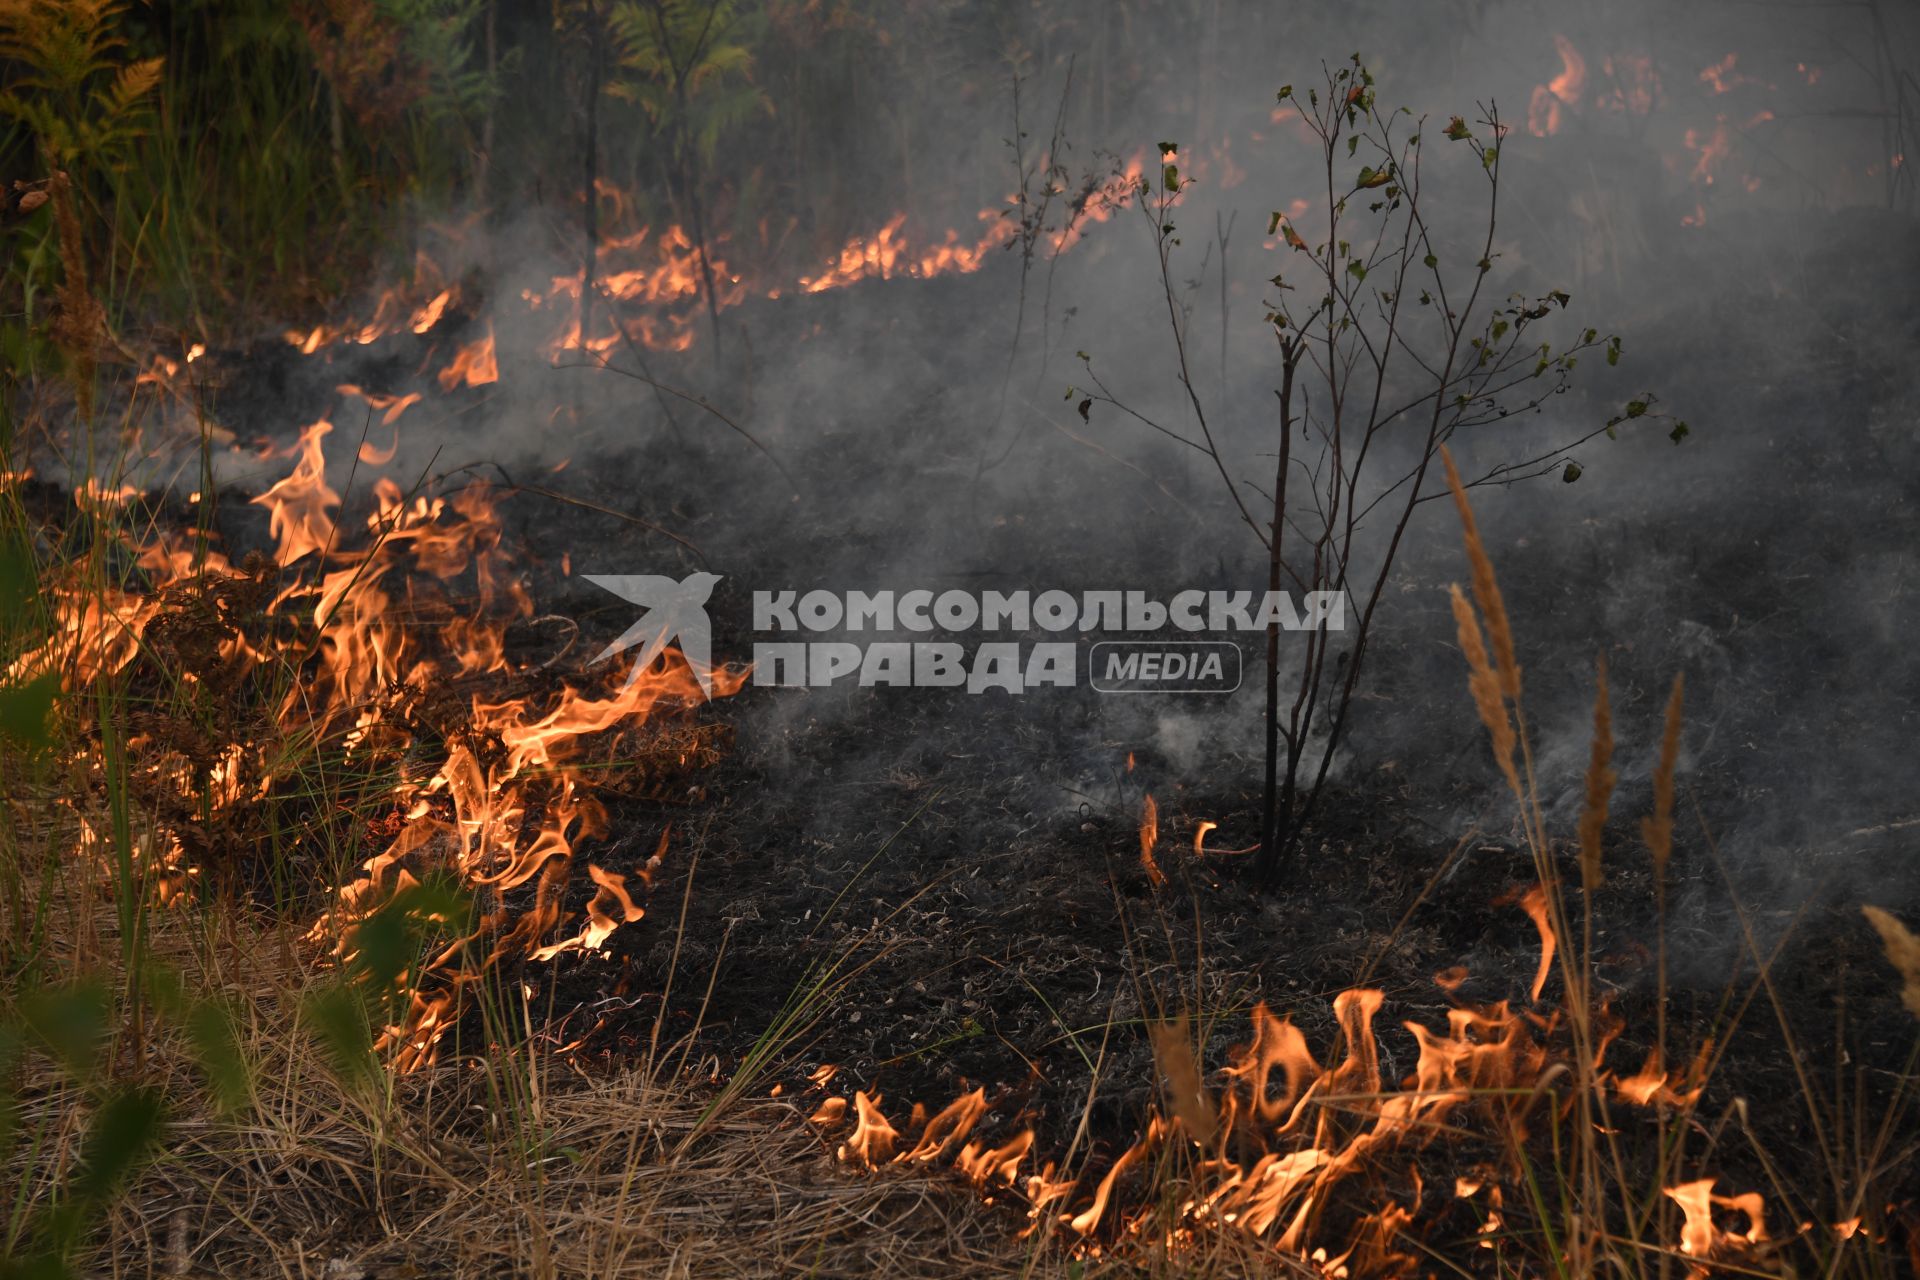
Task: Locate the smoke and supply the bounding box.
[129,0,1917,908]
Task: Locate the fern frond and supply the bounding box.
[105,54,161,114]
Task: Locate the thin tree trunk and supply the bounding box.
[476,0,497,202]
[681,129,724,357]
[1258,342,1300,885]
[582,4,604,349]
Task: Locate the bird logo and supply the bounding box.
[583,571,722,697]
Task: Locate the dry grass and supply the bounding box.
[1,444,1911,1277]
[5,895,1080,1280]
[1862,906,1920,1023]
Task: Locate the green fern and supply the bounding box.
[0,0,160,169]
[606,0,771,166]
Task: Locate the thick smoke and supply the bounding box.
[148,0,1919,914]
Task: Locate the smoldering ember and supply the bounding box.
[1,2,1917,1277]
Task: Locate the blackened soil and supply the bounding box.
[117,201,1920,1253]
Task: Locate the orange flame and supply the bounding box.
[1139,794,1164,887]
[436,324,498,391]
[1528,35,1587,136]
[805,892,1757,1266]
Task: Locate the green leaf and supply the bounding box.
[20,982,111,1081]
[1562,462,1583,483]
[1669,420,1690,444]
[184,1000,250,1114]
[304,985,378,1091]
[0,672,57,751]
[70,1087,164,1204]
[0,535,38,626]
[1444,116,1471,141]
[1077,398,1092,422]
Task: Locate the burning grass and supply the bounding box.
[4,402,1915,1275]
[3,8,1919,1273]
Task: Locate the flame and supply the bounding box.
[1666,1178,1769,1258]
[251,420,340,565]
[1138,794,1164,886]
[1517,884,1556,1003]
[411,286,456,334]
[840,1090,901,1165]
[1700,54,1769,96]
[73,479,140,515]
[806,891,1767,1268]
[283,160,1148,367]
[436,324,498,390]
[1599,53,1662,117]
[1528,35,1586,136]
[35,414,749,1068]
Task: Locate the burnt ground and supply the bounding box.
[83,198,1920,1256]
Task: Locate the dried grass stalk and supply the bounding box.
[1640,675,1685,874]
[1441,447,1520,699]
[48,170,105,418]
[1449,583,1520,799]
[1139,793,1165,888]
[1578,656,1616,891]
[1149,1017,1217,1144]
[1861,906,1920,1021]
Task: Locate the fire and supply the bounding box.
[1599,53,1662,117]
[282,158,1150,367]
[799,211,990,293]
[1527,35,1586,137]
[251,419,340,565]
[436,324,498,390]
[1683,119,1735,186]
[45,403,745,1058]
[72,478,140,515]
[1666,1178,1769,1258]
[809,892,1770,1269]
[1517,884,1556,1003]
[1517,36,1801,227]
[262,427,746,1063]
[411,286,456,334]
[840,1090,901,1165]
[1138,794,1164,886]
[1699,54,1767,96]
